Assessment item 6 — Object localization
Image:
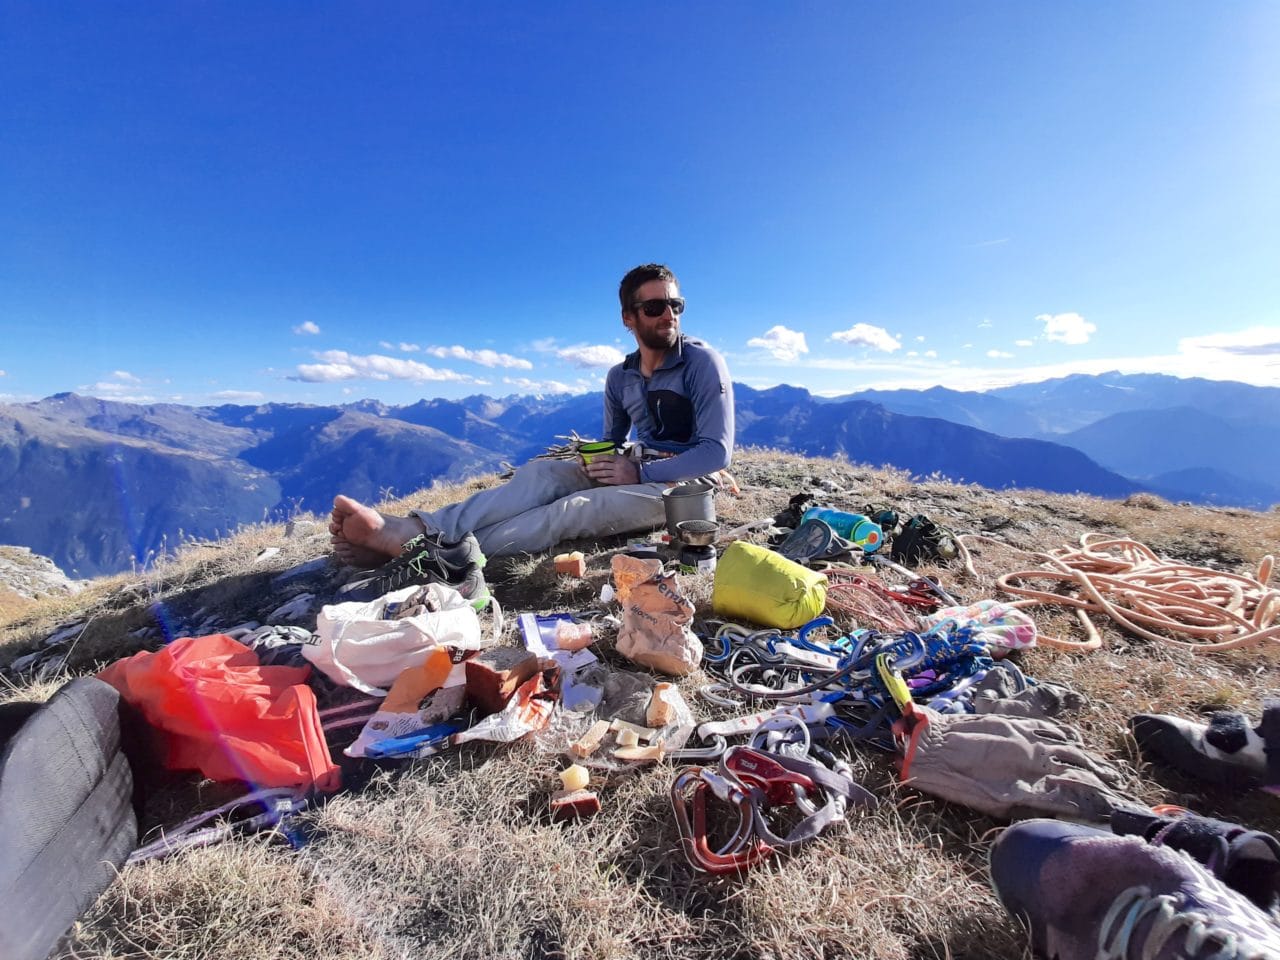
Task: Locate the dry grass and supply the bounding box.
[4,448,1280,959]
[63,842,395,959]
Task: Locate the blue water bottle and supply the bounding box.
[801,507,884,553]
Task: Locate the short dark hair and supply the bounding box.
[619,263,678,311]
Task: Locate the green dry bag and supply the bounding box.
[712,541,827,629]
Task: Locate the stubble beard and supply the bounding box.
[637,324,679,351]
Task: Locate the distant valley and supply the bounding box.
[3,372,1277,577]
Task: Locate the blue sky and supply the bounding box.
[2,3,1278,407]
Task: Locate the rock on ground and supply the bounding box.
[0,546,83,600]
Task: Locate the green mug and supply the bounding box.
[578,440,620,464]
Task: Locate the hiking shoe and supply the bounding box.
[1111,806,1280,913]
[772,492,816,530]
[1129,703,1280,789]
[990,818,1280,959]
[339,532,489,608]
[890,514,957,566]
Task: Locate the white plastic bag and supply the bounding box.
[307,583,494,695]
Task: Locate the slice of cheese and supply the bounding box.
[613,743,665,762]
[615,728,640,748]
[609,719,657,741]
[559,763,590,792]
[570,719,612,758]
[646,683,678,727]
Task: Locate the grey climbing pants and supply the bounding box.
[411,458,669,558]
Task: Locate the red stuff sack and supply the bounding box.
[98,634,340,792]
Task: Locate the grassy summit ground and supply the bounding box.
[3,448,1280,960]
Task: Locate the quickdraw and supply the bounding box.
[693,615,996,749]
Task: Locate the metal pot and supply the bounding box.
[676,519,719,546]
[662,481,716,538]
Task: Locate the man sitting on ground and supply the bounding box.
[330,263,735,571]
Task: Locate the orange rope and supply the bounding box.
[964,533,1279,653]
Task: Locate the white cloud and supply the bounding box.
[86,381,140,395]
[962,343,974,349]
[399,343,421,353]
[80,381,157,402]
[915,335,926,343]
[1038,312,1096,345]
[747,325,809,361]
[112,370,140,383]
[798,322,1280,392]
[556,344,626,368]
[292,320,321,336]
[1179,326,1280,357]
[502,376,581,395]
[0,370,6,377]
[210,390,266,403]
[830,323,901,353]
[986,349,1014,359]
[292,350,477,384]
[425,345,533,369]
[379,341,394,350]
[977,319,993,329]
[293,363,358,383]
[1015,339,1034,348]
[906,350,919,358]
[924,350,938,359]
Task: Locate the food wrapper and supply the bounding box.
[452,668,559,746]
[345,647,468,758]
[610,555,703,675]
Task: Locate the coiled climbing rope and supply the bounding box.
[963,533,1279,653]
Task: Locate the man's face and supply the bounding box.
[624,278,682,351]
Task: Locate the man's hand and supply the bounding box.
[582,453,641,486]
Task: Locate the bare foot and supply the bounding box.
[329,495,426,568]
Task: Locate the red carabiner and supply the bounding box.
[671,768,772,875]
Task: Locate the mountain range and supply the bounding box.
[3,372,1276,577]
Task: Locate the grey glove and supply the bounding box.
[974,661,1086,719]
[900,708,1130,821]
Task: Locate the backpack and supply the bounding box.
[890,514,958,566]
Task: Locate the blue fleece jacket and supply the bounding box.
[602,335,735,483]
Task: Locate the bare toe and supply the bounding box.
[329,494,418,567]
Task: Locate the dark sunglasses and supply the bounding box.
[631,297,686,318]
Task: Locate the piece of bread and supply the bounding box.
[550,788,600,821]
[464,647,540,715]
[553,552,587,577]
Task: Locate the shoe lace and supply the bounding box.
[379,535,468,590]
[1098,885,1259,960]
